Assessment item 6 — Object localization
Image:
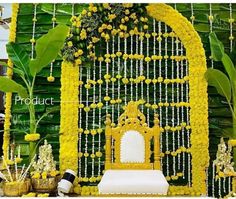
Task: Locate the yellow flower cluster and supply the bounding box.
[22,192,49,197]
[160,146,190,157]
[166,172,184,181]
[31,170,60,179]
[78,175,102,183]
[3,3,19,161]
[78,128,103,135]
[228,139,236,147]
[24,133,40,142]
[147,3,209,195]
[80,186,99,196]
[78,151,103,159]
[168,186,193,196]
[47,75,55,82]
[22,192,37,197]
[60,61,79,173]
[6,157,22,165]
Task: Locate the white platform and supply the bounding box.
[98,170,169,195]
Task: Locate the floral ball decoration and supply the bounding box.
[24,133,40,142]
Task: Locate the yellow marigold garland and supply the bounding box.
[59,61,79,173]
[147,3,209,195]
[3,3,19,160]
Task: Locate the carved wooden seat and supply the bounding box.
[98,101,169,195]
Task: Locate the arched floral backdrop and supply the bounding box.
[3,3,236,197]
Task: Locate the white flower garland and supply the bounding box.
[49,3,56,78]
[140,27,144,112]
[171,34,176,176]
[229,3,234,52]
[78,66,83,179]
[117,36,121,118]
[98,60,102,177]
[175,37,181,170]
[209,3,214,68]
[190,3,195,25]
[31,4,37,59]
[112,36,115,122]
[212,163,215,197]
[180,43,185,178]
[164,24,169,177]
[124,36,127,105]
[223,176,226,193]
[185,59,191,186]
[84,67,90,178]
[106,41,109,115]
[219,178,221,198]
[135,34,139,101]
[153,19,157,112]
[228,176,231,194]
[91,59,96,178]
[146,28,150,126]
[130,34,133,101]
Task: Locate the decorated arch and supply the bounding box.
[59,3,209,195]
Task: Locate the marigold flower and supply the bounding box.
[25,133,40,142]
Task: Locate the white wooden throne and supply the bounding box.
[98,101,169,195]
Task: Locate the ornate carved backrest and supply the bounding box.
[105,101,161,170]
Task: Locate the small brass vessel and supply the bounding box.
[31,176,59,193]
[3,179,31,197]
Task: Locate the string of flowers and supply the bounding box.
[130,33,133,100]
[105,41,109,114]
[124,35,127,105]
[111,36,115,123]
[186,59,191,187]
[47,3,57,82]
[140,27,144,112]
[164,24,170,178]
[209,3,214,68]
[98,59,102,179]
[171,33,176,176]
[3,3,19,160]
[30,4,37,59]
[153,19,157,114]
[176,37,181,170]
[180,43,186,178]
[212,163,215,197]
[190,4,195,24]
[117,36,121,119]
[229,3,234,52]
[146,26,150,126]
[84,67,90,178]
[158,20,163,170]
[91,59,96,178]
[135,33,139,101]
[78,65,83,179]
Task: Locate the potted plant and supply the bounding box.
[30,140,60,193]
[0,24,69,163]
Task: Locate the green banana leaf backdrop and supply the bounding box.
[5,3,236,197]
